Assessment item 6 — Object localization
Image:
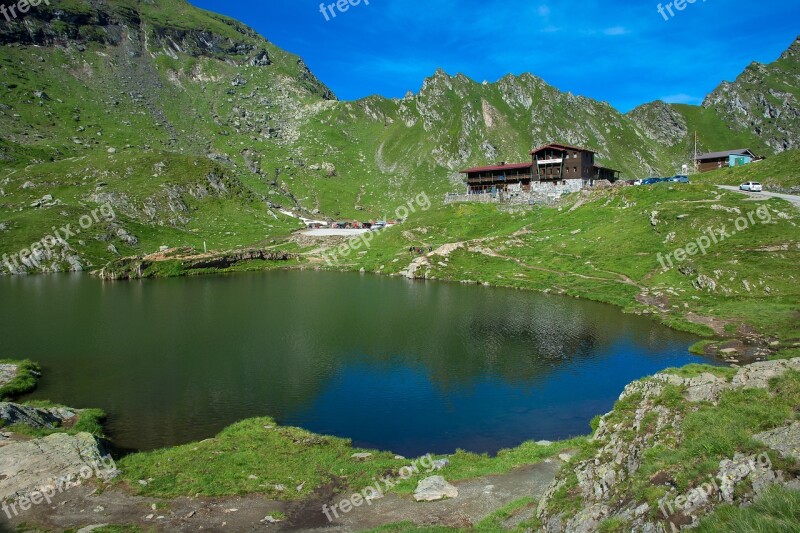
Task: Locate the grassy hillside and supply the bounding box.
[703,37,800,153]
[673,104,772,157]
[692,149,800,191]
[311,183,800,354]
[2,4,798,276]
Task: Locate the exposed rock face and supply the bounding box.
[628,101,689,145]
[0,238,84,276]
[0,432,116,502]
[731,359,800,389]
[702,37,800,153]
[0,402,80,430]
[536,359,800,532]
[754,422,800,461]
[0,364,18,389]
[96,248,297,280]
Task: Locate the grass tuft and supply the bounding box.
[0,359,41,399]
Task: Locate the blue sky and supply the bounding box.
[190,0,799,112]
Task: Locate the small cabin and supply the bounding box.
[695,149,759,173]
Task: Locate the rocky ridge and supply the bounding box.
[536,359,800,532]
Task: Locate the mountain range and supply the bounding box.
[0,0,798,272]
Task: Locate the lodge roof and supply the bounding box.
[695,148,757,161]
[460,162,533,174]
[593,165,620,173]
[531,143,596,155]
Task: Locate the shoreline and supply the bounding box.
[2,356,797,532]
[95,248,780,364]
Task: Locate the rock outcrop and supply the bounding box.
[0,402,80,430]
[0,432,117,502]
[702,37,800,153]
[536,359,800,532]
[96,248,297,280]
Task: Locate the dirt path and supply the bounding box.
[308,461,560,532]
[3,462,560,532]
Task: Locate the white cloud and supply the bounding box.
[660,93,704,105]
[603,26,629,36]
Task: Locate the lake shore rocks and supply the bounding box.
[535,358,800,532]
[0,402,80,430]
[0,363,19,388]
[95,248,297,280]
[0,432,116,502]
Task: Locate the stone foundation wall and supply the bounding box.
[445,180,584,206]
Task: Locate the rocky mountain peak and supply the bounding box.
[779,35,800,61]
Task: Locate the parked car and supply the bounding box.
[641,178,661,185]
[670,175,690,183]
[740,182,763,192]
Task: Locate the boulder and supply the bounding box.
[658,372,731,404]
[0,432,116,501]
[432,458,450,470]
[414,476,458,502]
[351,452,373,461]
[0,402,79,430]
[732,359,800,390]
[0,364,18,388]
[754,422,800,461]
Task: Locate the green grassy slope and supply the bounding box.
[326,182,799,350]
[2,3,798,276]
[703,37,800,153]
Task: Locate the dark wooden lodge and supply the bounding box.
[461,143,620,195]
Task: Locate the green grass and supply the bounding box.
[672,104,772,160]
[696,485,800,533]
[118,416,587,500]
[633,370,800,514]
[538,369,800,526]
[597,517,632,533]
[0,359,41,399]
[333,183,799,350]
[689,340,716,355]
[4,406,106,438]
[662,363,737,381]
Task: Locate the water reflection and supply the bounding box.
[0,271,711,455]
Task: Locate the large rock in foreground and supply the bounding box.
[414,476,459,502]
[0,432,117,502]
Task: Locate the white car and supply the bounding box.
[740,182,763,192]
